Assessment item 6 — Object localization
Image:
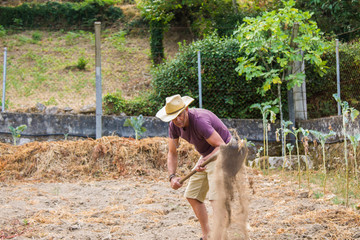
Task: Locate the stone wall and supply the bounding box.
[1,112,358,160]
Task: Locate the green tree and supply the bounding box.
[236,0,328,96]
[137,0,239,63]
[235,0,329,155]
[295,0,360,42]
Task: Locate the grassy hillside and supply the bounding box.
[0,3,188,113]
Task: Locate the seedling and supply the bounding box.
[333,93,359,206]
[123,114,147,140]
[310,130,336,196]
[9,125,27,145]
[250,99,278,172]
[347,134,360,185]
[285,127,302,189]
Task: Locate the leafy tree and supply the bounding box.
[235,0,329,155]
[235,0,328,95]
[295,0,360,42]
[137,0,240,63]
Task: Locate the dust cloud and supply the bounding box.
[212,139,249,240]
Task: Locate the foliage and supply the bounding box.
[0,0,123,30]
[306,40,360,118]
[137,0,243,64]
[123,114,147,140]
[310,129,336,195]
[333,93,359,206]
[250,99,278,171]
[103,91,157,116]
[235,0,328,96]
[347,134,360,185]
[295,0,360,42]
[150,34,282,119]
[0,25,6,37]
[77,56,88,70]
[284,126,302,189]
[9,125,27,146]
[300,128,311,190]
[149,20,165,64]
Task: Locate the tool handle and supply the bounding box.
[179,152,219,184]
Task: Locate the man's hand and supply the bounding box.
[195,157,206,172]
[170,177,182,190]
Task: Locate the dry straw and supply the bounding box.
[0,136,199,182]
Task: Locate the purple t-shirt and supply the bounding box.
[169,108,231,157]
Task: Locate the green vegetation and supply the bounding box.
[310,130,336,195]
[250,99,278,171]
[333,93,359,207]
[0,0,123,30]
[123,114,147,140]
[9,125,27,146]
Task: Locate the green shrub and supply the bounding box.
[150,34,283,119]
[306,40,360,118]
[32,31,42,41]
[0,25,7,37]
[0,1,123,30]
[150,20,165,64]
[76,56,88,70]
[103,91,157,116]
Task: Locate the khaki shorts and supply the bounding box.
[184,158,218,203]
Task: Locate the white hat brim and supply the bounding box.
[156,96,194,122]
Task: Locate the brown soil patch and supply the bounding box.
[1,137,360,239]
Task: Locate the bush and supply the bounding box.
[0,25,6,37]
[150,34,282,119]
[76,56,88,70]
[306,40,360,118]
[103,91,158,116]
[0,0,123,30]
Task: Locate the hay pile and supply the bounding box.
[0,136,200,182]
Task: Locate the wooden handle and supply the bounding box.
[179,151,219,184]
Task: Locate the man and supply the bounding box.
[156,94,232,240]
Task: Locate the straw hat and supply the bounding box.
[156,94,194,122]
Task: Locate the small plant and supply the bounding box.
[44,97,58,106]
[313,191,323,199]
[123,114,147,140]
[310,130,336,196]
[32,31,42,42]
[347,133,360,186]
[277,120,292,173]
[285,127,303,189]
[77,56,88,70]
[0,25,6,37]
[300,128,311,190]
[9,125,27,145]
[250,99,278,172]
[333,93,359,206]
[285,143,294,176]
[23,219,29,226]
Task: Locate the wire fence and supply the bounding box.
[0,28,360,120]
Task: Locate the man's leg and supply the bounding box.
[187,198,210,240]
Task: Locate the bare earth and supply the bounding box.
[1,168,360,240]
